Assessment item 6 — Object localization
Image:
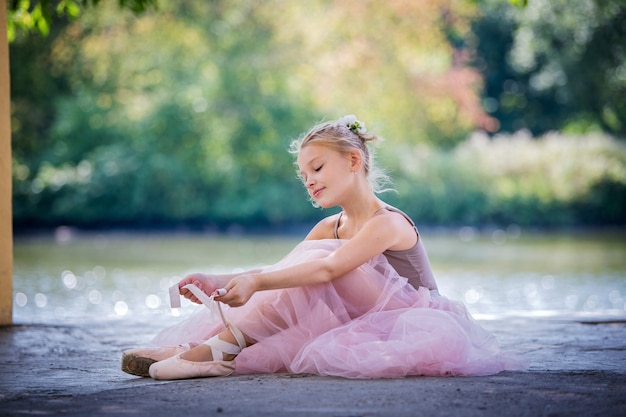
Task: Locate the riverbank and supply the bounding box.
[1,316,624,416]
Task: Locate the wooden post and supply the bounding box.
[0,0,14,325]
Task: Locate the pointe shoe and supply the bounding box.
[149,335,243,380]
[148,354,236,380]
[121,344,191,377]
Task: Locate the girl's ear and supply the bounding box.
[349,150,362,172]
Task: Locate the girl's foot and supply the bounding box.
[121,344,194,377]
[148,334,244,380]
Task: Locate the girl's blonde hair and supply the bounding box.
[289,119,392,195]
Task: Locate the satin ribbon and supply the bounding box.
[168,283,246,350]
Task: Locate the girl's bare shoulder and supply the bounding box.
[304,213,341,240]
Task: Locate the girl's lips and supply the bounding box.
[312,187,324,198]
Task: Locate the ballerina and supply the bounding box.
[121,115,525,380]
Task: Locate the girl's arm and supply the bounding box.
[217,212,411,307]
[178,213,339,303]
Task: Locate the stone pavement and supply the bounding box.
[0,316,625,416]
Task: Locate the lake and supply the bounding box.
[11,227,626,325]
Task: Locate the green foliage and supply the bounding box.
[7,0,158,41]
[11,0,317,228]
[9,0,626,229]
[384,131,626,227]
[472,0,626,137]
[508,0,528,7]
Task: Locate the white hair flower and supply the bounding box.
[338,114,367,134]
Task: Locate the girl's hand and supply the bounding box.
[178,273,221,304]
[216,274,259,307]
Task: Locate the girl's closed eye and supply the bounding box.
[314,165,323,172]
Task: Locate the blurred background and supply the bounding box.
[7,0,626,325]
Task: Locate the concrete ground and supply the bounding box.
[0,315,625,417]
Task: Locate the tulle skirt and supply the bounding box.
[151,239,526,379]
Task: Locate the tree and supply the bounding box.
[472,0,626,137]
[11,0,490,228]
[10,0,318,227]
[7,0,157,41]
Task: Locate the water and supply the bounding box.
[11,228,626,325]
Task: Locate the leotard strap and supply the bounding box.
[333,206,417,239]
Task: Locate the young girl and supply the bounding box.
[121,115,525,380]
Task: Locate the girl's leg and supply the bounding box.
[123,297,279,378]
[148,316,250,380]
[149,284,329,380]
[179,327,254,362]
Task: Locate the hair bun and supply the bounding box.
[337,114,367,135]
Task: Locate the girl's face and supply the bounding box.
[297,144,357,208]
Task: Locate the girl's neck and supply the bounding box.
[337,173,385,226]
[336,195,385,240]
[340,194,385,224]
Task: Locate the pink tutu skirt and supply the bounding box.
[152,239,526,379]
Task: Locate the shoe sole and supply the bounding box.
[121,354,157,377]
